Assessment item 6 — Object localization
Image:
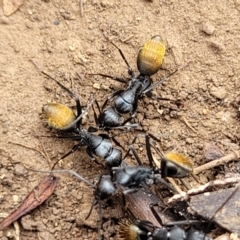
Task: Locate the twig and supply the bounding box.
[79,0,84,17]
[121,35,134,43]
[168,177,240,204]
[166,177,183,194]
[180,116,197,133]
[194,150,240,175]
[34,130,52,168]
[13,221,20,240]
[9,141,47,160]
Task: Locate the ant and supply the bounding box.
[118,219,213,240]
[42,160,213,240]
[117,185,240,240]
[33,62,123,168]
[123,133,194,179]
[89,36,188,131]
[43,165,175,240]
[42,142,196,239]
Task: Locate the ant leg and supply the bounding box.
[86,148,103,166]
[145,134,156,168]
[91,99,102,128]
[85,199,98,220]
[123,133,162,167]
[123,134,147,165]
[32,169,94,187]
[164,219,203,227]
[121,116,134,126]
[106,124,139,131]
[154,176,178,193]
[145,133,166,167]
[32,61,83,121]
[53,98,95,131]
[88,73,128,84]
[54,133,82,140]
[51,142,82,170]
[109,42,135,78]
[101,31,134,77]
[143,62,190,94]
[111,136,125,151]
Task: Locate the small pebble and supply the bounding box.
[202,109,209,115]
[210,86,226,100]
[209,40,225,52]
[93,83,101,89]
[0,15,10,24]
[12,195,19,202]
[14,164,28,176]
[54,19,60,25]
[69,45,76,51]
[0,194,4,203]
[38,232,55,240]
[202,22,215,35]
[204,143,224,161]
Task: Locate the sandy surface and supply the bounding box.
[0,0,239,239]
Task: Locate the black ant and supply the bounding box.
[40,137,196,238]
[118,219,213,240]
[89,36,187,131]
[42,165,174,240]
[33,62,123,168]
[124,133,194,179]
[117,186,240,240]
[41,162,212,240]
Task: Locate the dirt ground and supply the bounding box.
[0,0,240,239]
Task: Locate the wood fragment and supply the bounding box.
[13,221,20,240]
[0,175,57,230]
[194,150,240,174]
[168,177,240,204]
[166,177,183,194]
[9,130,52,168]
[189,187,240,236]
[121,35,134,43]
[79,0,84,17]
[180,116,197,133]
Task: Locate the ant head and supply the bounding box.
[161,153,193,178]
[114,166,153,187]
[137,35,165,76]
[95,174,117,201]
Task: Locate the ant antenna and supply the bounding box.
[30,168,94,187]
[142,61,191,94]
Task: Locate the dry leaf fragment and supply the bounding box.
[0,174,57,230]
